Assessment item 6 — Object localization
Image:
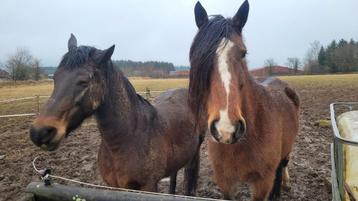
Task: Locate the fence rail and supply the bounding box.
[0,89,164,118]
[25,181,223,201]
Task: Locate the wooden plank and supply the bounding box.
[0,113,37,118]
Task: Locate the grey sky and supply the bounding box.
[1,0,358,69]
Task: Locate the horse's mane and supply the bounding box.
[120,75,153,107]
[59,46,95,69]
[118,73,159,129]
[189,15,235,125]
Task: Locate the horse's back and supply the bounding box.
[153,88,188,106]
[152,88,194,132]
[152,88,198,173]
[152,88,192,117]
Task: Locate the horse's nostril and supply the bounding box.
[40,126,57,144]
[210,119,220,141]
[239,120,246,134]
[30,127,41,146]
[29,126,57,147]
[210,120,218,134]
[234,120,246,140]
[45,127,56,136]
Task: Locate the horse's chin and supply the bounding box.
[40,132,67,151]
[210,135,241,144]
[40,142,60,151]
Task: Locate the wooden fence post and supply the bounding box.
[145,87,151,100]
[36,95,40,114]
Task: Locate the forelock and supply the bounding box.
[59,46,95,69]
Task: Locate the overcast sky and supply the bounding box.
[1,0,358,69]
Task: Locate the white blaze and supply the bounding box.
[214,38,235,135]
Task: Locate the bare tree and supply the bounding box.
[286,57,301,74]
[305,40,321,62]
[264,58,276,76]
[304,40,321,73]
[32,59,42,81]
[5,48,40,81]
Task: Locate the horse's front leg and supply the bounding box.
[250,174,275,201]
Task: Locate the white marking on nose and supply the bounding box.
[214,38,235,135]
[216,109,235,134]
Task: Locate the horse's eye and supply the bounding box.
[239,81,244,89]
[76,80,88,88]
[241,50,247,58]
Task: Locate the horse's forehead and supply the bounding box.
[213,38,234,106]
[215,38,234,83]
[215,38,235,55]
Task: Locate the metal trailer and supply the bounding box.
[330,102,358,201]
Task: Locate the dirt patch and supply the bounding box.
[1,79,358,201]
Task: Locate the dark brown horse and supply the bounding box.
[29,34,202,195]
[188,1,300,200]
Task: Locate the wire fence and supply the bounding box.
[0,89,164,118]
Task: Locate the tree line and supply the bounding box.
[317,39,358,73]
[3,48,44,81]
[264,38,358,75]
[0,49,177,81]
[113,60,175,78]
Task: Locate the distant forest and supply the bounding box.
[113,60,176,78]
[313,39,358,73]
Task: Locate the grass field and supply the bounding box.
[0,78,189,116]
[1,74,358,100]
[0,78,189,100]
[0,74,357,116]
[279,74,358,88]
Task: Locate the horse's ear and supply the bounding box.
[93,45,115,64]
[232,0,249,33]
[194,1,208,28]
[68,33,77,51]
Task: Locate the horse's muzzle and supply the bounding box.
[210,120,246,144]
[30,126,59,151]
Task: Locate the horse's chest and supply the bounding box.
[98,140,166,183]
[208,140,274,181]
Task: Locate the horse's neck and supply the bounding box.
[241,76,268,123]
[94,67,158,147]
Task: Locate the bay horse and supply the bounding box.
[188,1,300,200]
[29,34,202,195]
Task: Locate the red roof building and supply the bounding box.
[249,66,302,77]
[169,70,189,78]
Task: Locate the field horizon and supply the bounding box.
[0,74,357,100]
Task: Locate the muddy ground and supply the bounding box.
[1,80,358,201]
